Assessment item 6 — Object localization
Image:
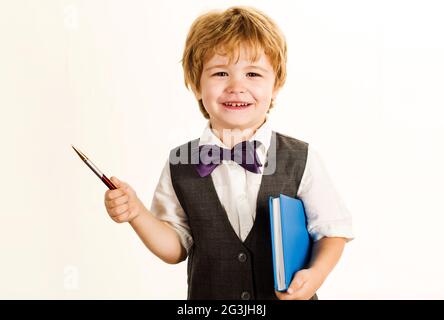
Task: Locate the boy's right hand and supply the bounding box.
[104,176,144,223]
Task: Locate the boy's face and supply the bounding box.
[197,45,279,133]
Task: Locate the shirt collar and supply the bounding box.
[198,117,273,163]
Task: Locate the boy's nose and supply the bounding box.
[226,79,246,94]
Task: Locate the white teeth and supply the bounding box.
[224,102,249,107]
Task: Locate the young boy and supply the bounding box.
[104,6,353,300]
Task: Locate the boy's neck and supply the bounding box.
[209,119,266,148]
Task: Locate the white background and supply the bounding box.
[1,0,443,299]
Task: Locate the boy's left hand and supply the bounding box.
[275,268,324,300]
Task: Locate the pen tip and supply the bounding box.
[71,145,87,161]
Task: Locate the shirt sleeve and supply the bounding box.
[297,145,354,242]
[150,159,194,253]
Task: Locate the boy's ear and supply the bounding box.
[192,88,202,100]
[272,87,280,100]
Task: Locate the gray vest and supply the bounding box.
[169,132,308,300]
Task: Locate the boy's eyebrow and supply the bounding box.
[204,64,228,71]
[204,64,270,72]
[247,65,270,73]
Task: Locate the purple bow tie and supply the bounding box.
[194,140,263,177]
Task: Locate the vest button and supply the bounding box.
[241,291,251,300]
[238,252,247,262]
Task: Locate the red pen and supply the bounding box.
[71,145,117,190]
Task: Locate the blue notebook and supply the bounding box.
[269,194,312,292]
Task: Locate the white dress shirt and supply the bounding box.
[150,120,354,253]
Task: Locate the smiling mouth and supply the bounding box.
[222,102,253,109]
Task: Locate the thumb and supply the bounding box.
[110,176,122,188]
[287,271,306,294]
[111,176,132,194]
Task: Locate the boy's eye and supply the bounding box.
[246,72,261,77]
[213,72,228,77]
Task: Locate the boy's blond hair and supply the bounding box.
[182,6,287,119]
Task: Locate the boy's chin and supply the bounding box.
[217,118,263,132]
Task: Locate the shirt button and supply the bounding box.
[241,291,251,300]
[238,252,247,262]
